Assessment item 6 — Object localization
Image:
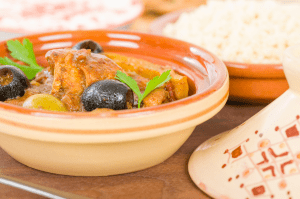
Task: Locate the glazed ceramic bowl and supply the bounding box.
[149,9,289,104]
[225,61,287,103]
[0,0,144,40]
[0,30,229,176]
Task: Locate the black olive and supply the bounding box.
[0,65,29,101]
[72,40,103,53]
[81,80,134,111]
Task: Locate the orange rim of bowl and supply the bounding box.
[225,61,284,79]
[0,30,228,119]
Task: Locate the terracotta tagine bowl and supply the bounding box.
[0,30,229,176]
[188,43,300,198]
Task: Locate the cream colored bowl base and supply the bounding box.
[0,30,229,177]
[0,127,194,176]
[188,44,300,198]
[0,77,228,176]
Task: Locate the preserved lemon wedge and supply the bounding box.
[23,94,67,112]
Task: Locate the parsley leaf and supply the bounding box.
[0,38,43,79]
[115,70,172,108]
[115,70,143,100]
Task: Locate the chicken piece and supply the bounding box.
[105,53,189,99]
[169,71,189,100]
[46,48,124,111]
[125,70,148,91]
[142,88,169,107]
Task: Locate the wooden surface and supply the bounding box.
[0,101,266,199]
[0,10,267,199]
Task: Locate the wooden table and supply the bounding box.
[0,102,266,199]
[0,12,267,199]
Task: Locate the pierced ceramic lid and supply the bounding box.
[188,44,300,199]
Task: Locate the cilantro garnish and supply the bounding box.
[0,38,43,79]
[115,70,172,109]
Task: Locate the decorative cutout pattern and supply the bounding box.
[223,115,300,199]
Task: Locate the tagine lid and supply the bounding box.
[188,44,300,199]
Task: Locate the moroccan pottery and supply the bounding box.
[188,44,300,198]
[0,30,228,176]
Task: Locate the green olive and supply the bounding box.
[23,94,67,112]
